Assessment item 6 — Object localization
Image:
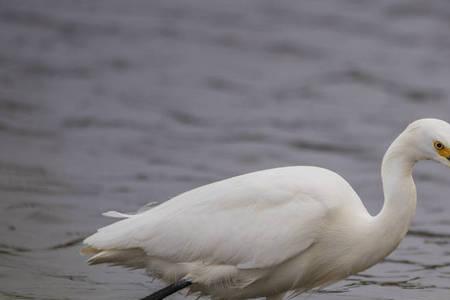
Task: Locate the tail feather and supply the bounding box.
[84,248,147,269]
[80,246,101,255]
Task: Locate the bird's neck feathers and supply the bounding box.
[370,131,418,260]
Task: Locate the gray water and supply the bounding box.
[1,0,450,299]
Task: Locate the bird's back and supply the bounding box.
[148,166,363,215]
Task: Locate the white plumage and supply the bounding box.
[82,118,450,300]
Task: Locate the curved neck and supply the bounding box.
[372,133,417,257]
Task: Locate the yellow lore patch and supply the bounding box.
[437,147,450,158]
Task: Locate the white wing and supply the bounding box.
[84,167,359,269]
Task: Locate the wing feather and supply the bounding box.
[84,167,336,269]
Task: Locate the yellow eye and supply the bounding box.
[434,141,445,150]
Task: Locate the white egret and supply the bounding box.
[82,118,450,300]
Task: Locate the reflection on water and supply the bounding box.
[1,0,450,299]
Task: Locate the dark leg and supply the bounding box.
[140,279,192,300]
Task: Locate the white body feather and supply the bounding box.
[82,119,450,299]
[84,167,379,298]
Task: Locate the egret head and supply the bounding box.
[404,118,450,166]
